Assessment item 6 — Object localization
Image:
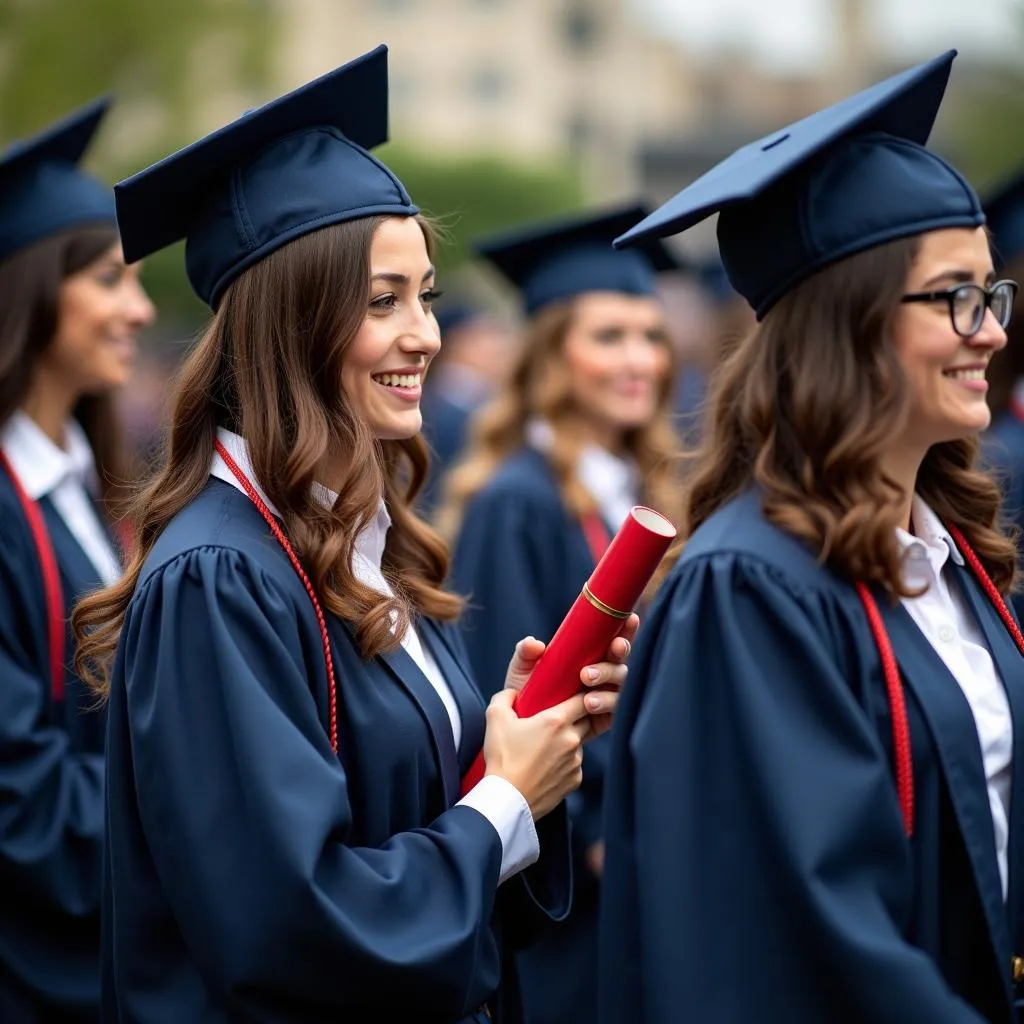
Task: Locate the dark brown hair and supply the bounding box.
[74,215,461,694]
[676,234,1018,595]
[437,298,684,539]
[0,225,134,518]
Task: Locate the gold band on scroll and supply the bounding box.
[582,583,631,620]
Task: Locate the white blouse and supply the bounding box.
[210,428,538,884]
[897,495,1013,898]
[526,418,641,530]
[1,410,121,586]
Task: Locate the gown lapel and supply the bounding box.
[950,565,1024,954]
[420,620,486,780]
[39,497,107,604]
[376,638,461,809]
[877,593,1013,986]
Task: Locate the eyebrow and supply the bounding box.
[371,266,436,286]
[919,268,997,289]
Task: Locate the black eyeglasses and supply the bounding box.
[900,279,1018,338]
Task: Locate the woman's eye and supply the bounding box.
[421,288,444,306]
[370,293,397,311]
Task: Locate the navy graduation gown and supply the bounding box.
[983,412,1024,618]
[451,446,609,1024]
[419,388,473,515]
[102,479,571,1024]
[0,472,108,1022]
[599,489,1024,1024]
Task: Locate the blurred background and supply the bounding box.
[3,0,1022,465]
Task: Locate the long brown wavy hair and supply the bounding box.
[678,234,1018,596]
[74,215,461,694]
[437,298,684,538]
[0,225,135,520]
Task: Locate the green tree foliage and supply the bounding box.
[0,0,270,141]
[948,67,1024,193]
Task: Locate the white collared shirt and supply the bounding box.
[897,495,1013,897]
[526,418,640,530]
[1,411,121,586]
[211,428,538,883]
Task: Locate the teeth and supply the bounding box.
[373,373,421,388]
[946,368,985,381]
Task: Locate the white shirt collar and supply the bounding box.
[0,410,96,500]
[895,493,965,581]
[211,427,392,573]
[526,418,639,529]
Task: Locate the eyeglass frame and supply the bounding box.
[899,278,1018,338]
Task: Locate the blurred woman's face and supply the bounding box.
[892,226,1008,450]
[42,243,155,396]
[561,292,671,443]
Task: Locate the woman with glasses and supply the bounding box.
[599,51,1024,1023]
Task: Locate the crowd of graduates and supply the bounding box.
[2,39,1024,1024]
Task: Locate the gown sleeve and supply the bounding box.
[0,517,103,917]
[119,546,507,1018]
[598,552,989,1024]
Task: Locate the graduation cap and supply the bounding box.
[476,203,684,316]
[695,256,738,306]
[615,50,984,319]
[115,44,418,309]
[0,97,116,262]
[984,168,1024,271]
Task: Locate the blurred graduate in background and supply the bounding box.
[419,301,517,514]
[440,204,684,1024]
[980,167,1024,615]
[0,100,155,1022]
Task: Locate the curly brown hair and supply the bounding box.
[677,234,1018,595]
[437,298,684,540]
[73,215,461,694]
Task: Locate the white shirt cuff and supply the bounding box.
[458,774,539,884]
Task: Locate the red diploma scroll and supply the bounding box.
[461,506,677,795]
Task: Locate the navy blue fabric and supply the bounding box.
[982,413,1024,620]
[615,50,985,319]
[450,447,609,1024]
[0,471,107,1022]
[102,479,571,1023]
[598,488,1024,1023]
[114,45,418,309]
[476,203,682,316]
[419,389,475,514]
[0,98,115,261]
[985,169,1024,270]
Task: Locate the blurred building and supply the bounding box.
[274,0,699,197]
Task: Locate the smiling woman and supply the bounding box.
[599,50,1024,1024]
[70,47,633,1024]
[0,99,155,1024]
